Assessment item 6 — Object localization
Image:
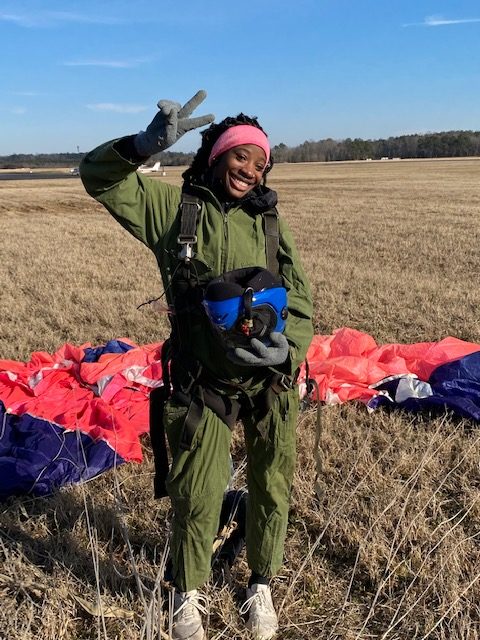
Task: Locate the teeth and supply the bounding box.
[231,175,250,187]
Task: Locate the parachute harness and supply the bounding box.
[149,191,302,499]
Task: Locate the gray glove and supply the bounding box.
[227,332,289,367]
[134,89,215,157]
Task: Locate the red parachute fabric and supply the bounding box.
[299,327,480,404]
[0,339,163,462]
[1,328,479,469]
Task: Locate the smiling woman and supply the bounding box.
[206,124,271,197]
[211,144,268,198]
[79,89,313,640]
[181,111,274,193]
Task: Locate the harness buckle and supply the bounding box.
[177,234,198,261]
[271,374,293,394]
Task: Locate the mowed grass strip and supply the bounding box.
[0,159,479,639]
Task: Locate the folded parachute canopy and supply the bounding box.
[302,328,480,420]
[1,328,479,500]
[0,339,163,499]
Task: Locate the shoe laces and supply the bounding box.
[239,586,273,617]
[175,590,209,620]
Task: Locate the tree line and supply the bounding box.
[0,150,194,169]
[1,130,480,168]
[271,130,480,162]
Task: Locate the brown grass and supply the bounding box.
[1,159,480,639]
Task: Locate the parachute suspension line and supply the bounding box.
[211,488,247,558]
[136,260,186,312]
[136,296,165,311]
[303,358,323,502]
[1,410,7,439]
[112,460,171,638]
[112,467,151,610]
[28,419,68,495]
[311,378,323,502]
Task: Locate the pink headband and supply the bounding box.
[208,124,270,168]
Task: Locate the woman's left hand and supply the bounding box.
[227,332,289,367]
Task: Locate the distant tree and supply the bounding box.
[272,143,289,162]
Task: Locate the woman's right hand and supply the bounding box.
[134,89,215,158]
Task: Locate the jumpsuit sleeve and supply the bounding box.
[79,136,181,251]
[275,217,314,377]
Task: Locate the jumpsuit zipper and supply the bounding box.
[191,185,229,274]
[222,210,228,273]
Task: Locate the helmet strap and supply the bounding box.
[240,287,254,336]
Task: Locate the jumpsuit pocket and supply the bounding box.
[165,401,231,501]
[244,388,298,487]
[164,408,205,499]
[164,400,194,453]
[268,388,299,453]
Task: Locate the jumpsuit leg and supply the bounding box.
[164,398,232,592]
[242,387,298,578]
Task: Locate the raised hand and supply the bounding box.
[134,90,215,157]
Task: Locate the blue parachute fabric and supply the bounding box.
[0,401,125,500]
[82,339,134,363]
[368,351,480,421]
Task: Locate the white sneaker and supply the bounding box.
[171,589,208,640]
[240,583,279,639]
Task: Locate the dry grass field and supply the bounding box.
[1,159,479,639]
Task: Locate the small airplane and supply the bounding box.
[138,161,166,175]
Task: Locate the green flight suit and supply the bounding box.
[80,138,314,591]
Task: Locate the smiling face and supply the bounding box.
[211,144,267,199]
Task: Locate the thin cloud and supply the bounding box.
[10,91,41,97]
[0,11,124,28]
[48,11,124,25]
[11,107,27,115]
[0,14,32,26]
[64,58,147,69]
[404,14,480,27]
[86,103,148,114]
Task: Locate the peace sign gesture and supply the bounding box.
[135,90,215,158]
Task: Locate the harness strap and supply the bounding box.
[180,388,205,450]
[179,385,244,451]
[178,192,280,276]
[263,208,280,277]
[178,193,201,261]
[149,339,173,499]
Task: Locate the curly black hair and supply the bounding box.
[182,113,274,186]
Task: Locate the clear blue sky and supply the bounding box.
[2,0,480,154]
